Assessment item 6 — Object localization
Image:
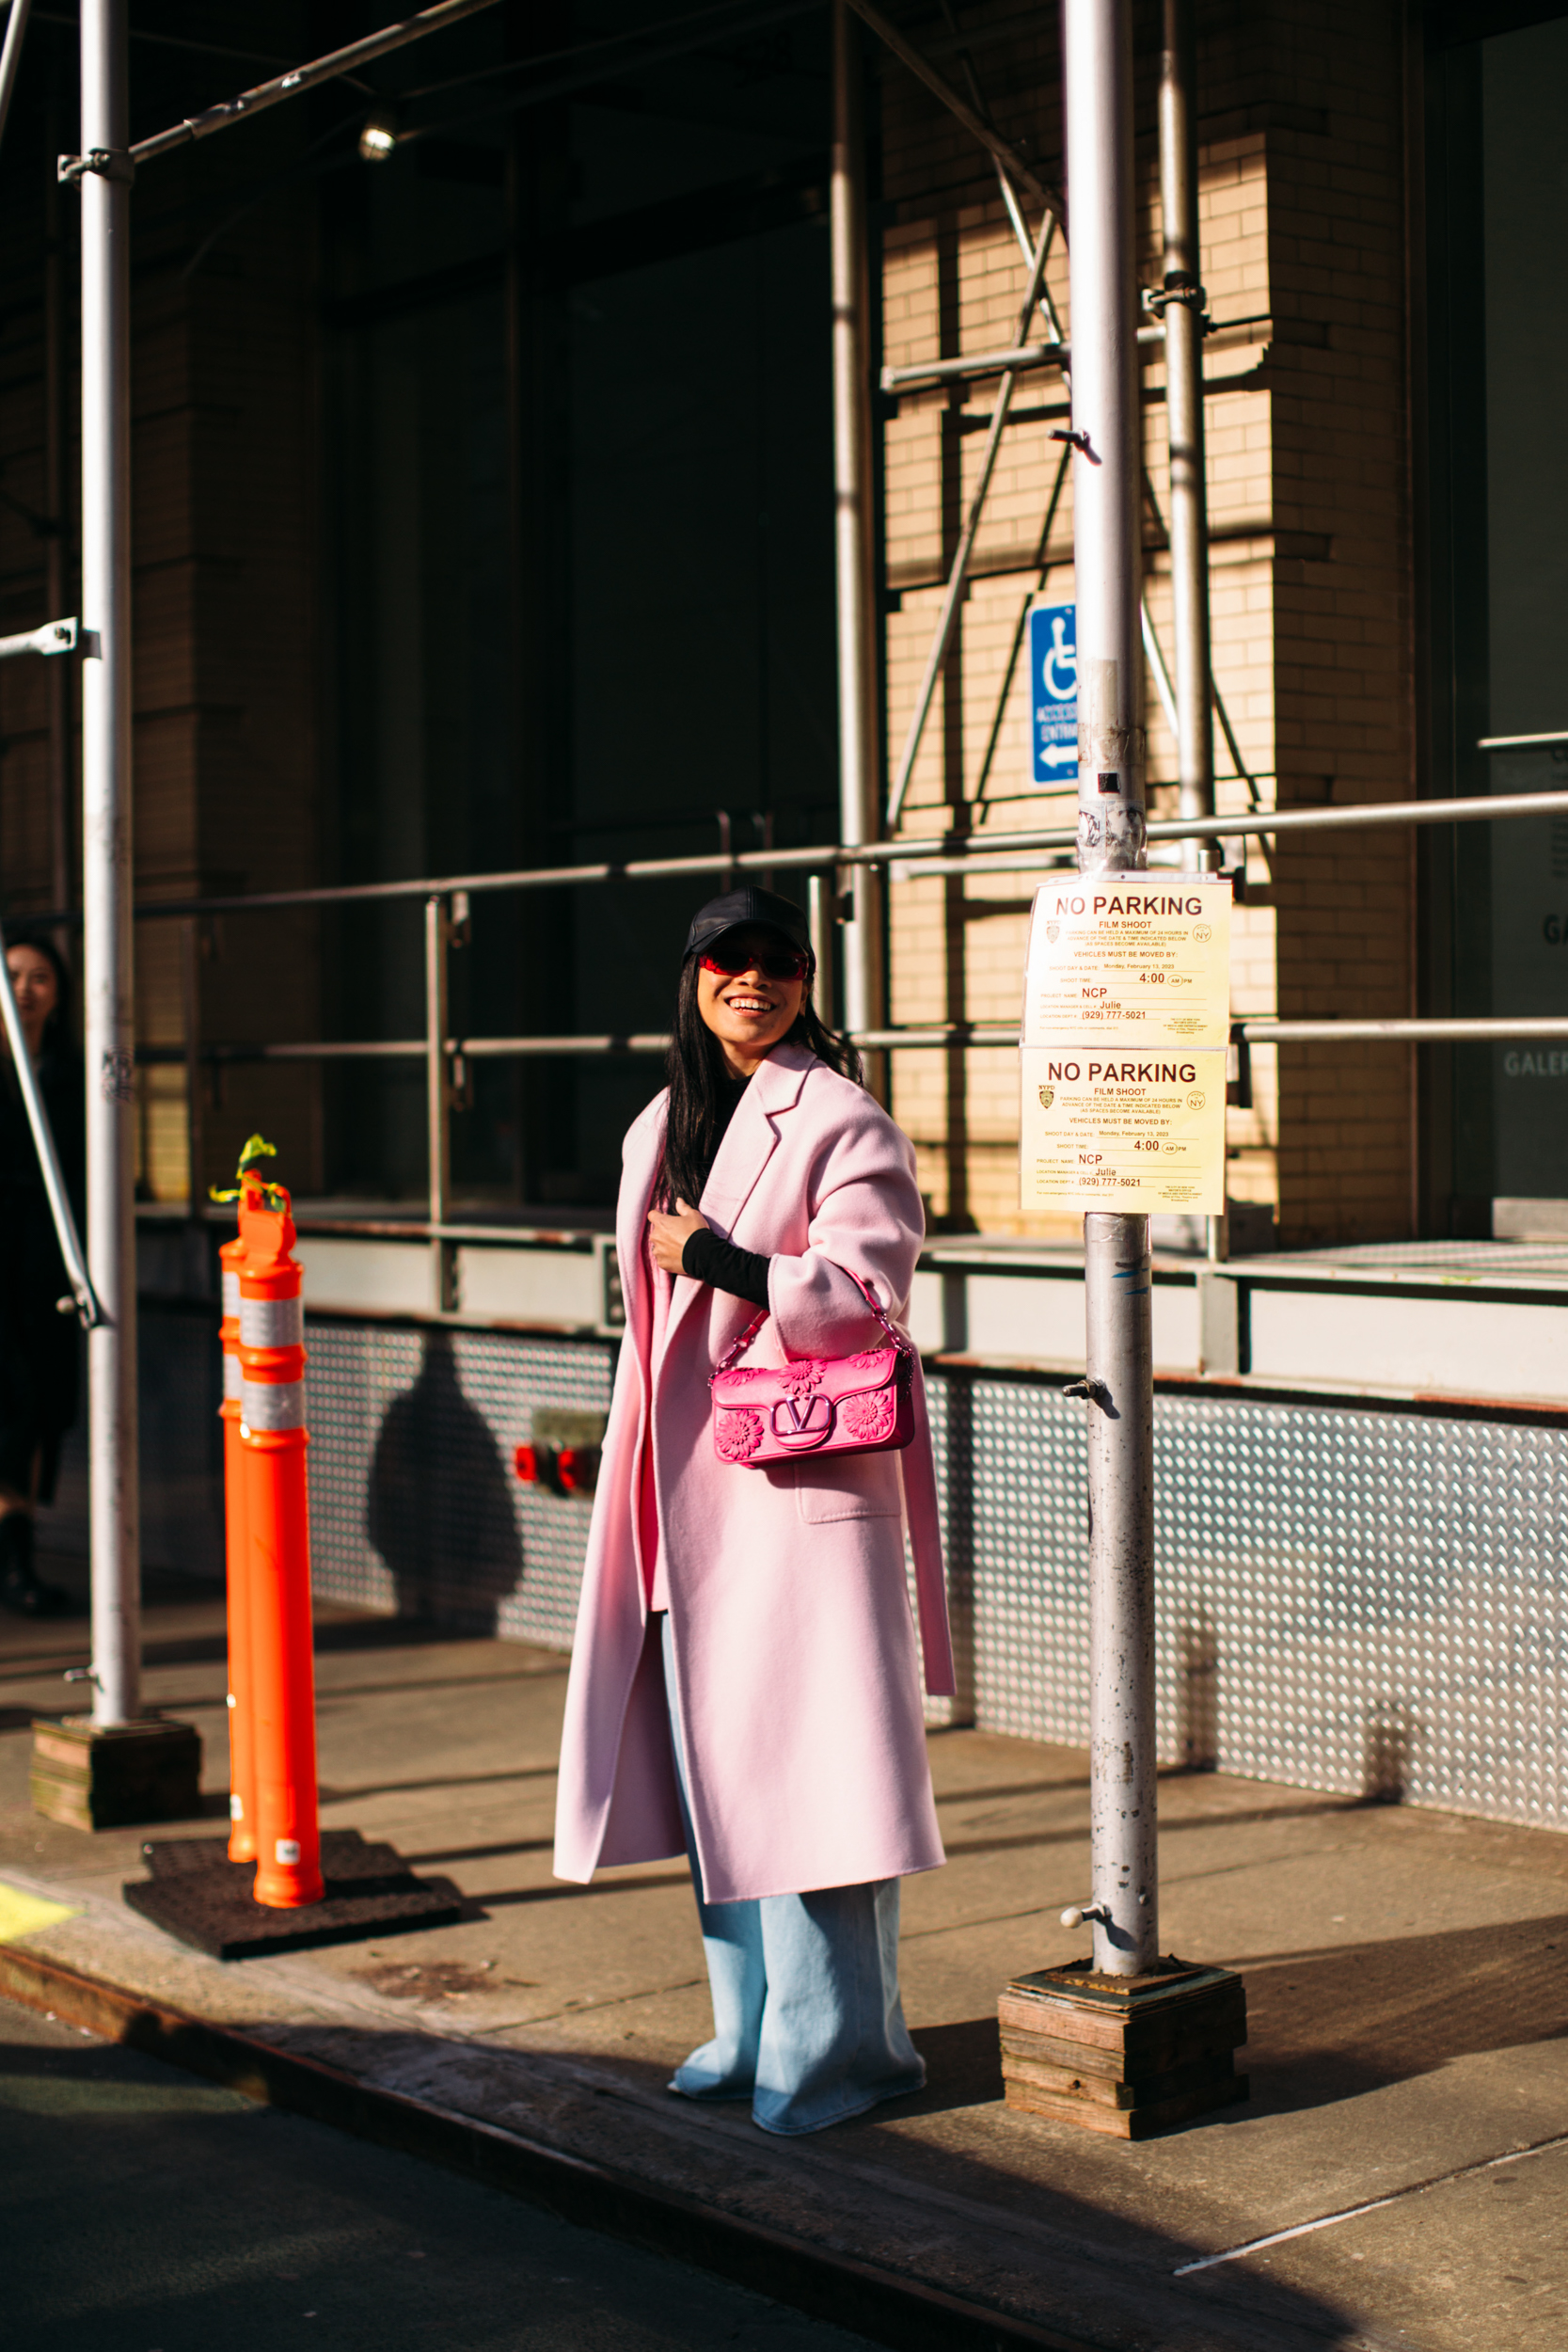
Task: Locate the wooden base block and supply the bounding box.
[999,1958,1248,2139]
[30,1715,204,1832]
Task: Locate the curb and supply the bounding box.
[0,1939,1097,2352]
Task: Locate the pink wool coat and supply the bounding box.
[552,1041,955,1904]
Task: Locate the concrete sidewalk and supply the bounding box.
[2,1563,1565,2351]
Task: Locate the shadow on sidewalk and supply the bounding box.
[367,1331,523,1633]
[897,1908,1568,2125]
[1229,1909,1568,2113]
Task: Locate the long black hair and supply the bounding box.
[4,930,71,1054]
[658,949,863,1210]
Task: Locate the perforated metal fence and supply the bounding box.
[303,1318,614,1650]
[924,1377,1568,1828]
[51,1308,1568,1832]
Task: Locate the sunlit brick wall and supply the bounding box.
[875,0,1415,1246]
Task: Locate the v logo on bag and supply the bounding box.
[770,1393,835,1447]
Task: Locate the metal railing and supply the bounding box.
[33,758,1544,1304]
[82,774,1568,928]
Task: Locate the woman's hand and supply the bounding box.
[647,1198,710,1275]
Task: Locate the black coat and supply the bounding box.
[0,1041,85,1497]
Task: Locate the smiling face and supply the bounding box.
[694,927,808,1077]
[5,945,58,1056]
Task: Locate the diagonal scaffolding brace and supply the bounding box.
[0,917,101,1327]
[887,189,1253,841]
[886,204,1059,826]
[58,0,507,178]
[875,1,1259,852]
[844,0,1064,222]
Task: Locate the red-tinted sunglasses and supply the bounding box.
[698,945,811,981]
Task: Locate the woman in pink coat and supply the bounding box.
[553,884,955,2135]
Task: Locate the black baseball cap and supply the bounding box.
[684,885,812,963]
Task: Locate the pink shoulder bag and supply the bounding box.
[709,1277,917,1468]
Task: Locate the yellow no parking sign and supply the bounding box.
[1020,877,1231,1213]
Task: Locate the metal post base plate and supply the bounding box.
[999,1958,1248,2137]
[30,1714,203,1832]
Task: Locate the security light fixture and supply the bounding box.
[358,108,399,163]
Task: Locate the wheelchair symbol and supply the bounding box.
[1039,614,1077,704]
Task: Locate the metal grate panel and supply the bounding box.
[955,1380,1568,1830]
[304,1319,613,1648]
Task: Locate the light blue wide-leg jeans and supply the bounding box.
[657,1612,926,2136]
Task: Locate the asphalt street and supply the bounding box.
[0,1994,879,2352]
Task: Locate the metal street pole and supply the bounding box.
[79,0,139,1728]
[831,0,885,1077]
[1065,0,1157,1978]
[1000,2,1242,2135]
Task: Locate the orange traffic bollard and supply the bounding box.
[220,1232,257,1865]
[237,1173,324,1909]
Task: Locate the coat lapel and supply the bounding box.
[616,1097,667,1391]
[660,1041,812,1359]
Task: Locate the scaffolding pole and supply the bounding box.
[1064,0,1158,1979]
[1156,0,1225,1261]
[44,79,73,941]
[1158,0,1213,872]
[78,0,139,1728]
[24,779,1568,932]
[0,0,30,148]
[831,0,885,1066]
[123,1008,1568,1070]
[886,204,1056,828]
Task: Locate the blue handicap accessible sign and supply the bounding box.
[1029,600,1078,785]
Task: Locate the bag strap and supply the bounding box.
[710,1272,909,1383]
[711,1308,769,1380]
[853,1273,913,1357]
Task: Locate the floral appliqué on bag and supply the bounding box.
[715,1406,765,1462]
[841,1390,896,1443]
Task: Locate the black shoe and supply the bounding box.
[0,1516,71,1617]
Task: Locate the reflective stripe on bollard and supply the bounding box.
[240,1379,306,1431]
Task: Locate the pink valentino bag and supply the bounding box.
[709,1277,917,1468]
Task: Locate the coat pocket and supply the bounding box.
[793,1453,902,1526]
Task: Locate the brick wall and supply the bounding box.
[1261,2,1416,1245]
[876,0,1417,1246]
